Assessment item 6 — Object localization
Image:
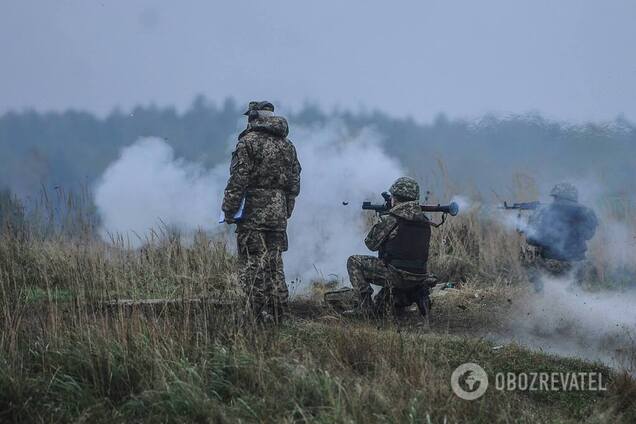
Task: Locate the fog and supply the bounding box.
[2,1,636,122]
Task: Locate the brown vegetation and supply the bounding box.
[1,197,636,422]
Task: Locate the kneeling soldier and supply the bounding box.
[346,177,431,316]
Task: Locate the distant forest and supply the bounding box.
[1,96,636,201]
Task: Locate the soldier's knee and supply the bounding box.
[347,255,362,270]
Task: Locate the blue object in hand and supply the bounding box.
[219,198,245,224]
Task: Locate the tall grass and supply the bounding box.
[1,189,636,422]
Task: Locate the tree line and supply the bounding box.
[1,96,635,203]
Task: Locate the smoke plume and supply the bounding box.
[94,124,403,287]
[94,137,228,240]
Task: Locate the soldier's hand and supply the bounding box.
[224,214,237,224]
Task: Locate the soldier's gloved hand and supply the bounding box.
[224,214,237,224]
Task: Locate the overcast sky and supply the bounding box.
[2,0,635,122]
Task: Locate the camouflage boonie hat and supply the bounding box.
[550,183,578,202]
[389,177,420,201]
[243,101,275,115]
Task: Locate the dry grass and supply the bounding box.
[1,194,636,422]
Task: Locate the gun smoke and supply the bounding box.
[94,137,228,240]
[508,275,636,372]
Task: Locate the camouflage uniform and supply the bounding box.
[521,245,574,292]
[222,102,301,321]
[347,177,431,312]
[522,183,598,291]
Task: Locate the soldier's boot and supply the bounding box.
[343,291,375,319]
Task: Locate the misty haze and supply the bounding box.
[1,1,636,423]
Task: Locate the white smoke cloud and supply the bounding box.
[285,124,403,285]
[596,220,636,268]
[450,195,474,215]
[497,208,536,238]
[508,275,636,372]
[94,123,403,287]
[94,137,228,241]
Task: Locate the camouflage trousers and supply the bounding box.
[237,230,289,319]
[521,245,591,292]
[347,255,426,298]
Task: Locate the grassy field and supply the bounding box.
[1,199,636,423]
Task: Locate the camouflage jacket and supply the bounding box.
[222,116,301,232]
[526,199,598,261]
[364,201,429,251]
[365,201,432,280]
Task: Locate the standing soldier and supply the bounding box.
[222,101,301,323]
[522,183,598,291]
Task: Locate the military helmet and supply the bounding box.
[389,177,420,201]
[243,101,275,116]
[550,182,578,202]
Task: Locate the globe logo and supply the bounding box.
[451,363,489,400]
